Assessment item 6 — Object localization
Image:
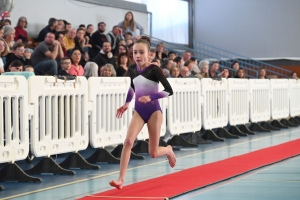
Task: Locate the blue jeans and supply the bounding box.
[34,60,57,75]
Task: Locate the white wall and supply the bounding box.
[10,0,148,37]
[194,0,300,60]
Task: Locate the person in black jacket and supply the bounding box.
[93,42,116,75]
[4,42,31,71]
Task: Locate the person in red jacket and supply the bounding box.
[14,16,32,46]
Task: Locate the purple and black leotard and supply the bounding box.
[125,64,173,123]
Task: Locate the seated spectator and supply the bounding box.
[168,51,176,60]
[126,39,133,46]
[4,43,31,71]
[1,11,10,23]
[58,57,71,76]
[184,60,197,76]
[230,61,239,77]
[65,22,72,33]
[118,39,126,46]
[0,25,4,38]
[3,25,15,52]
[14,16,32,46]
[127,43,134,64]
[235,68,246,78]
[174,56,184,68]
[195,60,209,78]
[74,28,89,64]
[8,60,23,72]
[79,24,86,31]
[125,32,133,41]
[83,62,98,79]
[55,31,67,56]
[118,11,144,38]
[93,42,117,73]
[68,48,84,76]
[106,25,124,55]
[209,61,219,78]
[258,68,267,79]
[3,19,11,26]
[179,66,190,78]
[152,58,161,67]
[155,42,167,61]
[0,38,8,73]
[101,63,116,77]
[162,58,174,77]
[85,24,94,42]
[114,44,128,60]
[24,48,33,59]
[116,52,129,76]
[170,65,180,78]
[24,65,34,73]
[64,28,76,54]
[31,32,64,75]
[90,22,107,59]
[148,48,156,62]
[56,19,65,32]
[183,51,191,62]
[219,68,230,78]
[291,72,298,79]
[36,18,57,42]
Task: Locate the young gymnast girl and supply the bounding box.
[109,36,176,190]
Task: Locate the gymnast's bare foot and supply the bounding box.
[166,145,176,168]
[109,180,123,190]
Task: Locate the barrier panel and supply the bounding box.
[270,79,289,119]
[28,76,89,157]
[227,78,250,126]
[202,78,228,130]
[289,79,300,117]
[88,77,132,148]
[249,79,270,123]
[0,76,29,163]
[167,78,201,135]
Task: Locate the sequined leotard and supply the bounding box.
[125,64,173,123]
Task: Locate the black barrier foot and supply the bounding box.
[157,138,180,151]
[185,132,212,144]
[111,145,144,160]
[167,135,198,147]
[228,126,247,136]
[132,140,149,154]
[281,119,298,127]
[0,163,42,182]
[260,122,280,131]
[201,130,225,141]
[238,125,255,135]
[216,128,239,139]
[289,117,300,125]
[249,123,271,132]
[271,120,289,129]
[0,185,4,191]
[86,148,120,164]
[24,157,75,175]
[59,152,100,170]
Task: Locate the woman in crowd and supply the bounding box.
[220,68,230,78]
[235,68,246,78]
[116,52,130,76]
[3,25,15,52]
[230,61,240,77]
[291,72,298,79]
[196,60,209,78]
[101,63,116,77]
[55,31,67,56]
[83,62,98,79]
[14,16,32,46]
[169,65,180,78]
[68,48,84,76]
[117,11,144,38]
[258,68,267,79]
[155,42,167,61]
[0,38,9,74]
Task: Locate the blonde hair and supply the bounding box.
[123,11,135,31]
[0,38,9,56]
[103,64,116,77]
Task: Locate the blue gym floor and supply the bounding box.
[1,126,300,200]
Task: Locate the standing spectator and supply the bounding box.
[3,25,15,52]
[83,62,98,79]
[106,25,124,55]
[90,22,107,59]
[155,42,167,61]
[93,42,116,72]
[117,11,144,38]
[4,43,31,71]
[209,61,219,78]
[116,52,130,76]
[235,68,246,78]
[31,32,64,75]
[68,48,84,76]
[258,68,267,79]
[14,16,32,46]
[36,18,57,42]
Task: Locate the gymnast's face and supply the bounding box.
[133,43,150,68]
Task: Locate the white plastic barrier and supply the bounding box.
[249,79,271,123]
[167,78,202,135]
[270,79,289,119]
[227,78,250,126]
[202,78,228,130]
[28,76,89,157]
[289,79,300,117]
[0,76,29,163]
[88,77,132,148]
